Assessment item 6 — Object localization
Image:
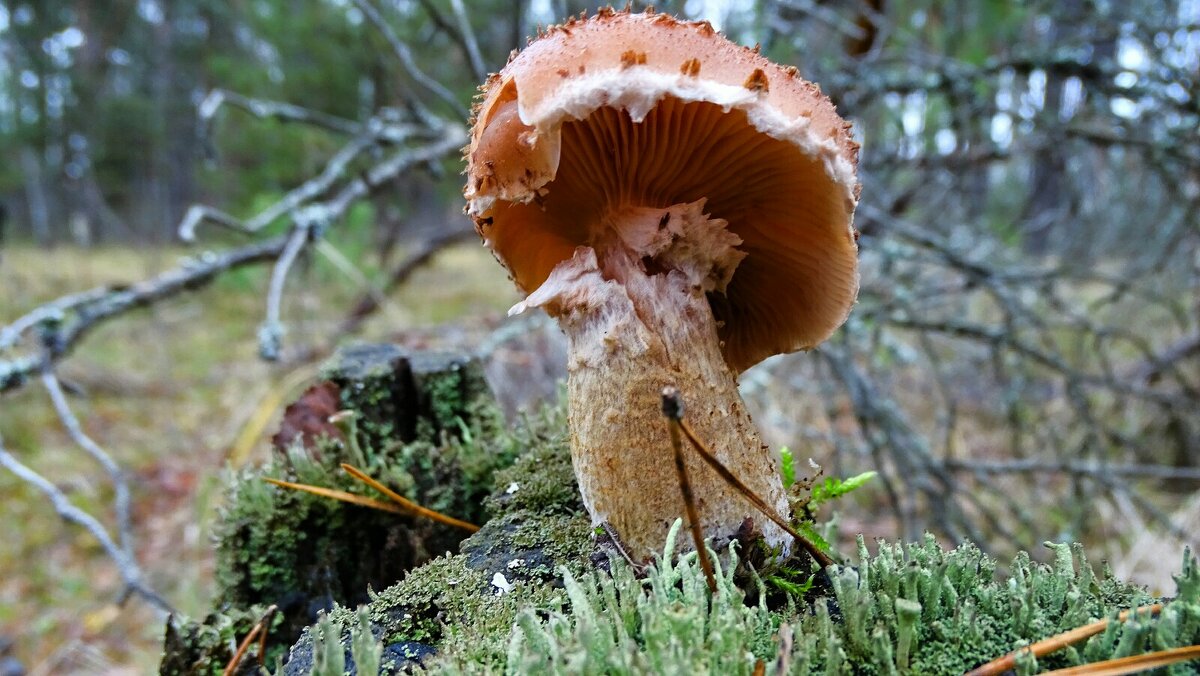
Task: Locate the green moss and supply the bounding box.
[325,346,504,457]
[211,421,498,644]
[273,400,593,673]
[483,406,581,518]
[197,346,517,661]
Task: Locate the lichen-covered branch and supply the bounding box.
[0,234,289,393]
[196,89,364,137]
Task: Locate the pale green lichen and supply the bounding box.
[309,612,347,676]
[477,533,1199,676]
[350,607,384,676]
[497,521,781,675]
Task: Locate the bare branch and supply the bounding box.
[448,0,488,82]
[177,205,248,242]
[41,369,135,560]
[326,125,467,216]
[0,287,112,352]
[941,458,1200,482]
[259,221,313,361]
[410,0,488,83]
[1130,333,1200,385]
[0,433,173,614]
[198,89,363,136]
[181,136,376,241]
[352,0,470,118]
[0,236,290,393]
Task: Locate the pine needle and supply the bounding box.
[341,463,480,532]
[1041,644,1200,675]
[677,417,836,569]
[965,603,1164,676]
[263,478,410,515]
[223,604,277,676]
[662,393,717,594]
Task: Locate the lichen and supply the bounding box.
[499,522,783,675]
[488,532,1199,676]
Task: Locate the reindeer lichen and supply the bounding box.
[486,534,1198,676]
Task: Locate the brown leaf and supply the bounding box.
[271,381,343,455]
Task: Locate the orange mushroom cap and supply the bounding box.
[465,8,860,373]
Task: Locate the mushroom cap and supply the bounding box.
[465,8,860,373]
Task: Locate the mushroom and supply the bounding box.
[465,8,859,561]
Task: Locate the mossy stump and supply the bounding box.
[161,345,514,674]
[279,427,594,673]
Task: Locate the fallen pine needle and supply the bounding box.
[341,463,480,532]
[965,603,1163,676]
[677,416,836,569]
[263,478,410,515]
[1040,644,1200,675]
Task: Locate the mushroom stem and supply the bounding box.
[512,200,790,560]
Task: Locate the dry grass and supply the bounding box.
[0,242,517,673]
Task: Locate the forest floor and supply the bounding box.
[1,243,1196,673]
[0,242,518,674]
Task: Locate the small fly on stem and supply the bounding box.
[660,386,836,594]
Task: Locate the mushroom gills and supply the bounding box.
[512,200,791,560]
[478,96,858,373]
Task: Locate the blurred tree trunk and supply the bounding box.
[511,0,528,53]
[14,8,60,246]
[148,2,200,243]
[1021,3,1080,256]
[845,0,884,57]
[69,0,130,244]
[19,148,52,247]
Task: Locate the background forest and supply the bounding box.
[1,0,1198,672]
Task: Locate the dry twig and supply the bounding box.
[0,433,172,613]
